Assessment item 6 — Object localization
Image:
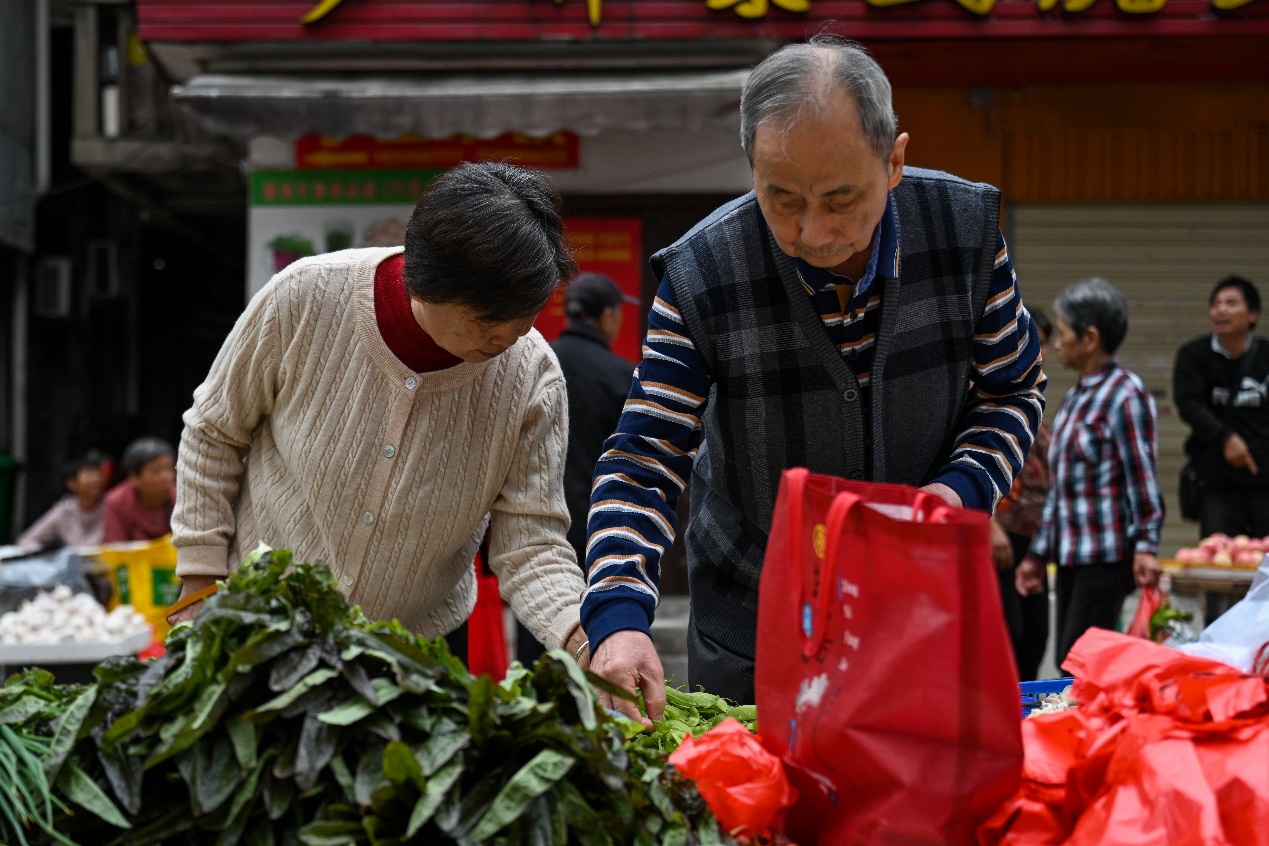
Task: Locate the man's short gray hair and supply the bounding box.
[740,35,897,165]
[1054,277,1130,355]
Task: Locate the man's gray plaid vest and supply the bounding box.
[651,167,1000,700]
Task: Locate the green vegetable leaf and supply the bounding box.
[0,695,54,726]
[295,712,339,791]
[381,741,423,790]
[467,749,575,841]
[225,713,257,772]
[43,686,96,783]
[413,719,470,777]
[246,668,340,720]
[317,678,403,727]
[56,759,132,829]
[297,820,363,846]
[353,741,388,807]
[404,756,461,838]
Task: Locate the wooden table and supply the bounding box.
[1165,565,1257,626]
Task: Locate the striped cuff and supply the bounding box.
[580,595,654,654]
[931,465,993,513]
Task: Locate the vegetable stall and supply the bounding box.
[2,542,1267,845]
[0,548,761,846]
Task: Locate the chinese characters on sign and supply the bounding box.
[539,0,1254,21]
[295,133,580,171]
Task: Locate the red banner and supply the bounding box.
[536,218,644,364]
[295,133,580,170]
[139,0,1269,43]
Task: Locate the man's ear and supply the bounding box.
[887,133,909,190]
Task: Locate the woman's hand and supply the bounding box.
[1133,551,1162,589]
[167,575,218,624]
[1015,557,1045,596]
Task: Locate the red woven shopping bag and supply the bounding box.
[755,468,1022,845]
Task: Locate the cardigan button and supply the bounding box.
[361,511,375,525]
[843,388,859,402]
[405,376,418,390]
[383,444,396,458]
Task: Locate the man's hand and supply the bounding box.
[920,482,962,509]
[587,630,665,730]
[1224,433,1259,475]
[989,518,1014,570]
[1133,551,1162,589]
[1015,557,1045,596]
[168,575,218,624]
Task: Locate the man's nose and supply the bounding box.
[799,212,836,249]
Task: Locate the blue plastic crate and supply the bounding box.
[1019,678,1075,718]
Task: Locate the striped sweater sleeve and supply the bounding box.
[930,231,1048,512]
[579,278,709,652]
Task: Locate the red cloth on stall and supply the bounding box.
[980,628,1269,846]
[464,543,508,680]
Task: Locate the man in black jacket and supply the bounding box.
[1174,275,1269,537]
[552,273,636,559]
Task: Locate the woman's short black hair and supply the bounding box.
[121,437,174,478]
[402,161,578,323]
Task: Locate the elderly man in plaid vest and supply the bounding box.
[579,36,1048,717]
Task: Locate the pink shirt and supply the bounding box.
[102,481,175,543]
[16,496,104,552]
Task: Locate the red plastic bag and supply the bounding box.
[1125,585,1164,640]
[981,628,1269,846]
[756,469,1023,845]
[668,717,798,839]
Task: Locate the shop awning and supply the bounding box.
[171,69,750,140]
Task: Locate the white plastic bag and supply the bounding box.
[1176,555,1269,672]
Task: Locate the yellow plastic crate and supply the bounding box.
[92,535,180,640]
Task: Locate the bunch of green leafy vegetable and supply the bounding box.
[1148,601,1196,643]
[1,547,730,846]
[630,688,757,757]
[0,674,83,846]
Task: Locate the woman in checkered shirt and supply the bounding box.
[1016,279,1165,667]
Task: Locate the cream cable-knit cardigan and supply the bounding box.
[173,247,585,649]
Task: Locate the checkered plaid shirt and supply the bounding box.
[1028,362,1164,566]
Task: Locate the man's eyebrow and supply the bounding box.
[764,184,794,196]
[823,185,856,197]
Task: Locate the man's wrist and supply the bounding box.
[581,599,653,656]
[930,468,987,512]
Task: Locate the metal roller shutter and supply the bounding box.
[1009,204,1269,557]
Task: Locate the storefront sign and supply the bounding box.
[300,0,1254,23]
[296,133,580,170]
[304,0,1248,22]
[141,0,1267,41]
